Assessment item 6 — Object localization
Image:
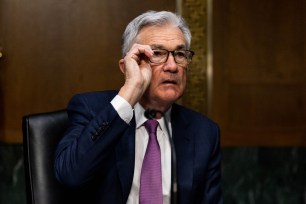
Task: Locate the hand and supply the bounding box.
[118,44,154,106]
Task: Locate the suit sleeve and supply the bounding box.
[54,93,130,187]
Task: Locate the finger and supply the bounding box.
[137,46,154,57]
[127,44,153,61]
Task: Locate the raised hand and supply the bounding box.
[118,44,154,106]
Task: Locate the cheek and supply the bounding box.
[150,73,160,88]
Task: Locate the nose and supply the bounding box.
[163,53,178,72]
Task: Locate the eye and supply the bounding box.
[153,50,167,57]
[175,51,187,58]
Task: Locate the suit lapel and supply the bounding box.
[115,117,136,202]
[171,104,194,200]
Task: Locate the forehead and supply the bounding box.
[136,25,187,49]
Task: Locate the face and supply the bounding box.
[136,24,188,110]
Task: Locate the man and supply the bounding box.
[55,11,222,204]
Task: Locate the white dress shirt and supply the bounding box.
[111,95,172,204]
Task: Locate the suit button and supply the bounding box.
[102,122,109,128]
[98,126,103,132]
[91,135,97,141]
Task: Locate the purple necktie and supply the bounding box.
[140,119,163,204]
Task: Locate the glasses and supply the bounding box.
[149,49,194,66]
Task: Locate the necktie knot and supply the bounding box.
[144,119,159,135]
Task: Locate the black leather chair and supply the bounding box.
[22,110,71,204]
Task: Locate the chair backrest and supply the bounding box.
[22,110,70,204]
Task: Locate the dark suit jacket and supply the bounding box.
[55,91,223,204]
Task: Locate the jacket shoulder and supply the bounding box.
[172,103,218,126]
[69,90,117,104]
[67,90,118,112]
[71,90,118,101]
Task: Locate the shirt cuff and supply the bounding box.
[111,95,134,124]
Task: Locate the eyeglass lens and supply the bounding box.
[150,49,194,65]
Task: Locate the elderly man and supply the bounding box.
[55,10,223,204]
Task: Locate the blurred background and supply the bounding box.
[0,0,305,203]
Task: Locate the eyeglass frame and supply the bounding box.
[148,49,195,66]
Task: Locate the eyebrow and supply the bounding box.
[150,44,187,50]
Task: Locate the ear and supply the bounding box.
[118,59,125,74]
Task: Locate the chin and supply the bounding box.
[159,90,183,103]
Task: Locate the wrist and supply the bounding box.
[118,84,143,107]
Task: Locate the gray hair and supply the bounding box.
[121,11,192,56]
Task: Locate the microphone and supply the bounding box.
[144,108,158,119]
[144,109,177,204]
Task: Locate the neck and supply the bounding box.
[139,100,172,119]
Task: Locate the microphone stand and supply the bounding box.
[145,109,177,204]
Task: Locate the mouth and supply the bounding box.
[162,79,177,85]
